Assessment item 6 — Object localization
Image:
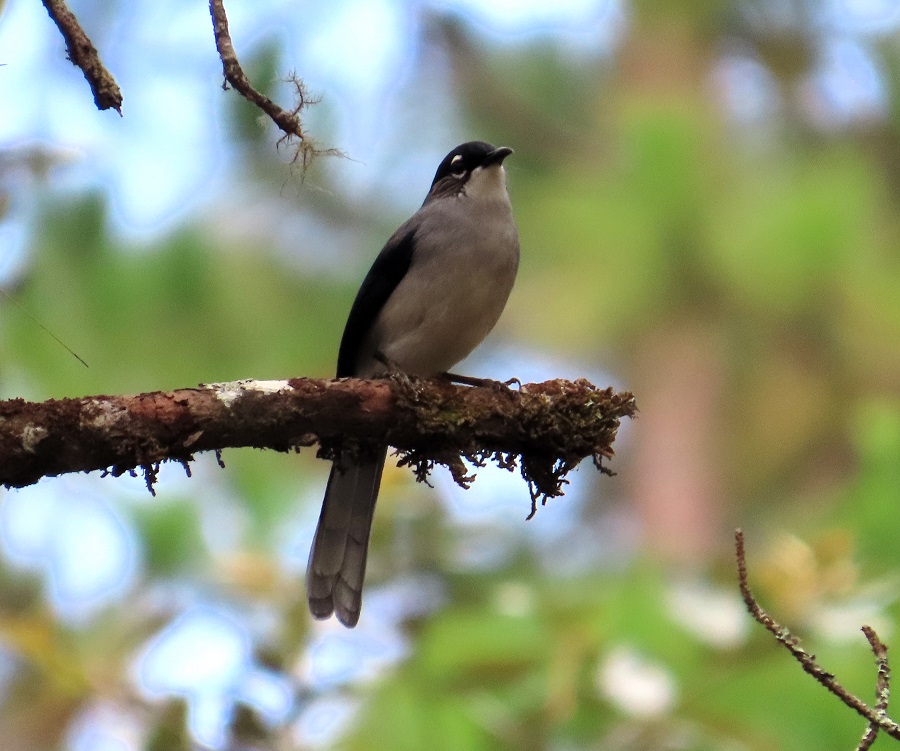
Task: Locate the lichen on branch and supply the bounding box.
[0,377,635,508]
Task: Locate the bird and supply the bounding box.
[306,141,520,628]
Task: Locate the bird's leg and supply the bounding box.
[374,351,421,397]
[441,372,522,391]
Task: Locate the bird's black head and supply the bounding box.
[429,141,513,191]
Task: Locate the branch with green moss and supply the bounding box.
[0,377,635,511]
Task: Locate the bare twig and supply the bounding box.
[735,529,900,743]
[858,626,891,750]
[0,377,634,501]
[40,0,122,113]
[209,0,322,165]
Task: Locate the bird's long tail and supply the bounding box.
[306,448,387,627]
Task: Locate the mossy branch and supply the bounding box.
[0,377,635,507]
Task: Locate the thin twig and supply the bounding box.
[208,0,316,164]
[735,529,900,742]
[40,0,122,113]
[858,626,891,750]
[0,287,88,368]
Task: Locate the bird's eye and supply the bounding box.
[450,154,465,175]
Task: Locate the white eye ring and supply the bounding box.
[450,154,464,173]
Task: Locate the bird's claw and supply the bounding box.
[375,351,422,398]
[442,372,521,395]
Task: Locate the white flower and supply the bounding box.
[596,646,677,717]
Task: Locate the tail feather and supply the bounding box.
[307,448,386,627]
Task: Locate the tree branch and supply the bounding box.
[40,0,122,113]
[859,626,891,751]
[735,529,899,745]
[208,0,327,165]
[0,377,634,506]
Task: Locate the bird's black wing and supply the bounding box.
[336,225,417,377]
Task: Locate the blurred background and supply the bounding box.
[1,0,899,748]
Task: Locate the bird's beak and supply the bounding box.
[482,146,513,167]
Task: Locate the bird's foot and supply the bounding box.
[374,351,422,398]
[442,372,522,393]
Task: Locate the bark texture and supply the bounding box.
[0,377,635,502]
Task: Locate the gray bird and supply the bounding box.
[307,141,519,627]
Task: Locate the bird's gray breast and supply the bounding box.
[362,195,519,377]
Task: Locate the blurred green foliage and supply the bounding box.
[0,2,899,750]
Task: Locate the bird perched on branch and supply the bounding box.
[307,141,520,627]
